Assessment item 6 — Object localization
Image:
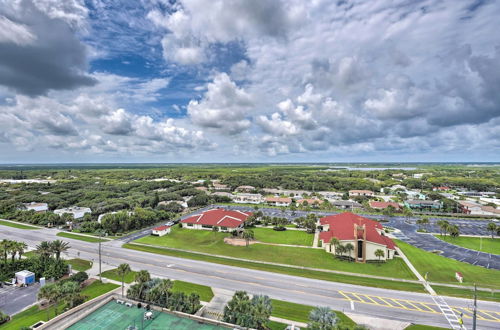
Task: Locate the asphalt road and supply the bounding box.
[0,283,40,316]
[1,225,499,329]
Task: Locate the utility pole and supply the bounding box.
[473,284,477,330]
[98,230,102,282]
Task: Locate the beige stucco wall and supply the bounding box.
[322,239,395,261]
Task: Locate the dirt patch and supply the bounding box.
[224,237,257,246]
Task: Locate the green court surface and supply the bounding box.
[68,300,225,330]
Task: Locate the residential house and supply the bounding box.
[319,212,397,262]
[349,190,374,197]
[433,186,451,191]
[404,200,442,210]
[296,198,324,207]
[21,202,48,212]
[330,200,362,209]
[180,208,252,232]
[235,185,256,192]
[233,193,263,204]
[54,206,91,219]
[369,201,401,211]
[265,197,292,207]
[213,183,229,191]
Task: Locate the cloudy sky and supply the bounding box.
[0,0,499,163]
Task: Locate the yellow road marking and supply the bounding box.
[390,298,409,309]
[405,301,425,312]
[351,292,366,303]
[377,296,394,307]
[338,291,352,301]
[361,294,380,305]
[479,310,500,321]
[419,303,437,313]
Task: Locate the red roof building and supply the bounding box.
[319,212,396,262]
[152,225,171,236]
[369,201,401,210]
[181,208,252,231]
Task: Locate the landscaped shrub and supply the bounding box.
[0,311,10,325]
[273,226,286,231]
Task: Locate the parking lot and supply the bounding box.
[0,283,40,315]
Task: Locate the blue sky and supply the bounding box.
[0,0,499,163]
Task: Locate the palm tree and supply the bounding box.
[36,241,52,260]
[374,249,385,265]
[344,243,354,261]
[60,281,82,308]
[420,217,429,231]
[308,306,338,329]
[403,207,413,221]
[336,245,347,259]
[487,222,497,239]
[16,241,27,260]
[251,295,272,329]
[117,263,131,297]
[38,283,61,320]
[134,270,151,300]
[50,240,70,260]
[242,229,254,247]
[212,226,219,240]
[437,220,450,237]
[330,237,340,255]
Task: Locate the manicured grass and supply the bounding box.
[396,240,500,289]
[434,235,499,255]
[172,280,214,302]
[433,285,499,303]
[123,243,425,293]
[253,227,314,246]
[135,227,415,280]
[0,281,118,330]
[0,220,39,230]
[67,258,92,272]
[56,232,107,243]
[268,320,289,330]
[270,299,356,327]
[405,325,448,330]
[101,268,137,284]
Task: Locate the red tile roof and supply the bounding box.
[181,208,252,228]
[369,201,401,209]
[319,212,396,250]
[265,197,292,203]
[153,225,171,231]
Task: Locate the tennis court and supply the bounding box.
[68,300,225,330]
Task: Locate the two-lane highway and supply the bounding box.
[1,225,499,329]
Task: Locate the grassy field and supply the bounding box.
[135,227,415,279]
[434,235,499,255]
[433,285,499,302]
[101,268,137,283]
[171,280,214,302]
[0,220,39,230]
[124,243,425,293]
[270,299,356,326]
[67,258,92,272]
[405,325,448,330]
[0,281,118,330]
[267,320,289,330]
[396,240,500,289]
[253,227,314,246]
[56,232,107,243]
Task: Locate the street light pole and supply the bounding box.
[98,231,102,282]
[473,284,477,330]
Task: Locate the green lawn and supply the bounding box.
[253,227,314,246]
[396,240,500,289]
[171,280,214,302]
[268,320,289,330]
[135,227,415,280]
[434,235,499,255]
[270,299,356,327]
[0,220,39,230]
[67,258,92,272]
[124,243,425,293]
[0,281,118,330]
[56,232,107,243]
[433,285,499,302]
[101,268,137,283]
